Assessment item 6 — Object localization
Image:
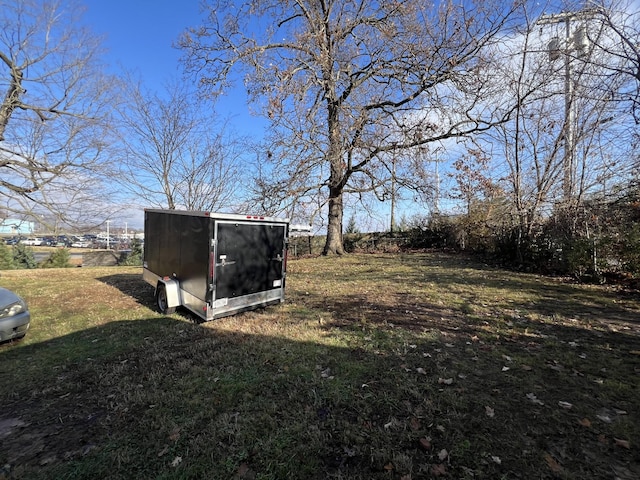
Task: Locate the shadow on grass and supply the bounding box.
[1,254,637,479]
[97,273,156,310]
[1,307,638,480]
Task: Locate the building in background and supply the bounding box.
[0,219,34,236]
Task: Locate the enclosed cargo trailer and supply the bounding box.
[143,209,289,321]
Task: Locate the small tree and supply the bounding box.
[12,244,36,269]
[120,238,143,266]
[41,248,71,268]
[344,215,360,235]
[0,242,15,269]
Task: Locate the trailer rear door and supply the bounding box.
[214,221,287,300]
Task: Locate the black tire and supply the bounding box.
[155,284,176,315]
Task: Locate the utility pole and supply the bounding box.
[390,156,396,234]
[434,152,440,216]
[537,8,600,202]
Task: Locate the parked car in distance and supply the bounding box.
[2,236,22,245]
[0,287,30,342]
[70,236,91,248]
[55,235,72,247]
[41,236,57,246]
[21,237,43,246]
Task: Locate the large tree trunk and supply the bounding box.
[323,186,345,255]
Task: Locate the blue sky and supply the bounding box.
[82,0,261,135]
[83,0,198,86]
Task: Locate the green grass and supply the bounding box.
[0,253,639,479]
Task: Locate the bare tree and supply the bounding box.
[116,79,245,212]
[582,0,640,122]
[180,0,523,254]
[470,0,635,260]
[0,0,117,229]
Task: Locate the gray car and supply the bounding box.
[0,287,30,342]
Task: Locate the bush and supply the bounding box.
[120,238,143,266]
[12,244,37,269]
[343,232,363,253]
[0,242,15,269]
[617,223,640,276]
[41,248,72,268]
[405,215,462,250]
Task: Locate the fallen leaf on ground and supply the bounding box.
[526,392,544,405]
[614,438,631,449]
[431,464,447,476]
[237,463,254,478]
[491,456,501,464]
[410,417,421,431]
[438,449,448,461]
[416,367,427,375]
[419,437,432,450]
[169,427,181,442]
[544,453,563,473]
[485,406,495,418]
[578,418,591,427]
[384,462,394,471]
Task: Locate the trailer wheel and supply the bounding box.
[156,284,176,315]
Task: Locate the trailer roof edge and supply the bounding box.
[144,209,290,223]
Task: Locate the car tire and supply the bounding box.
[155,284,176,315]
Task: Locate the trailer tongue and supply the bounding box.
[143,209,289,321]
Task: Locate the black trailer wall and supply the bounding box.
[144,211,211,302]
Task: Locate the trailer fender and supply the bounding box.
[156,278,181,312]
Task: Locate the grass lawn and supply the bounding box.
[0,252,639,479]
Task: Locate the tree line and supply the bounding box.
[1,0,639,268]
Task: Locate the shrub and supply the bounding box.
[0,242,15,269]
[12,244,37,269]
[41,248,72,268]
[620,223,640,276]
[120,238,143,266]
